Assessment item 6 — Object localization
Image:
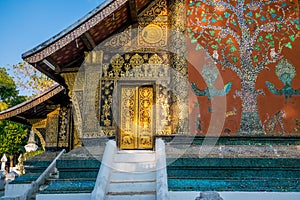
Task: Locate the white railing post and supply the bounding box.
[91,140,117,200]
[156,138,169,200]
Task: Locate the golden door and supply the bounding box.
[119,85,154,149]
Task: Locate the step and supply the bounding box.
[113,162,156,172]
[110,172,156,182]
[114,153,155,163]
[40,180,95,194]
[108,182,155,193]
[167,178,300,192]
[10,172,41,184]
[106,193,155,200]
[117,150,154,154]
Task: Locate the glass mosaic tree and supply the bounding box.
[187,0,300,134]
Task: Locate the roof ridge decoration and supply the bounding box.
[22,0,127,63]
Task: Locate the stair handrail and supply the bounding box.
[26,149,66,199]
[91,140,117,200]
[156,138,169,200]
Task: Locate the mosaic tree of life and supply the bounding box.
[187,0,300,135]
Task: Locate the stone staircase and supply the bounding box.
[92,139,169,200]
[106,150,156,200]
[37,146,102,197]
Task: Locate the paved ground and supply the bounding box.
[170,192,300,200]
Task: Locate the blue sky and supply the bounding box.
[0,0,104,71]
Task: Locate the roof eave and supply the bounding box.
[21,0,116,60]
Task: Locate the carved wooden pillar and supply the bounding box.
[169,0,189,133]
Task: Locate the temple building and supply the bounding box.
[1,0,300,199]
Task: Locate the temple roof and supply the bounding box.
[0,84,68,124]
[21,0,152,85]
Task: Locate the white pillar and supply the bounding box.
[1,154,7,171]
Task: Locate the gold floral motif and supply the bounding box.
[148,54,163,64]
[100,128,115,136]
[130,53,144,67]
[58,106,69,148]
[130,54,144,77]
[111,54,125,77]
[100,81,114,128]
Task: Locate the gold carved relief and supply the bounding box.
[120,86,136,149]
[100,52,173,138]
[120,85,154,149]
[141,24,164,44]
[138,86,153,149]
[138,22,168,47]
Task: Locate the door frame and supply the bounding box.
[115,80,156,150]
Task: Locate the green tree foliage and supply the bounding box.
[0,67,28,164]
[12,62,55,96]
[0,68,26,107]
[0,120,27,157]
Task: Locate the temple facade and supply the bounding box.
[1,0,300,198]
[0,0,299,150]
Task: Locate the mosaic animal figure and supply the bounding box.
[294,119,300,132]
[226,108,237,117]
[264,110,286,134]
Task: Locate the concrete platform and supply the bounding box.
[170,191,300,200]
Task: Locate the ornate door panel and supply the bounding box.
[119,85,154,149]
